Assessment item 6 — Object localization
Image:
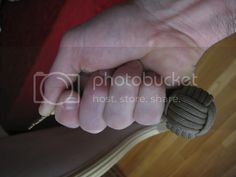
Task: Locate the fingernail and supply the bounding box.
[63,97,78,111]
[39,104,51,117]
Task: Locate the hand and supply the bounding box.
[39,0,235,133]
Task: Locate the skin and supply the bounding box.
[39,0,236,133]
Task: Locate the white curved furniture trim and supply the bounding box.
[67,121,168,177]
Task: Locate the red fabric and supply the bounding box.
[3,0,126,131]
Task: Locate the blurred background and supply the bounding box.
[117,34,236,177]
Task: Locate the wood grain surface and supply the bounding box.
[117,33,236,177]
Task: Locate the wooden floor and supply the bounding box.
[117,34,236,177]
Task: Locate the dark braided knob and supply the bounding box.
[165,86,216,139]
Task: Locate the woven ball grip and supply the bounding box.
[165,86,216,139]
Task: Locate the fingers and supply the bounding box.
[79,71,110,134]
[55,90,80,128]
[103,61,143,130]
[78,64,165,133]
[53,64,166,133]
[134,72,165,125]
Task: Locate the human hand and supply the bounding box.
[39,0,235,133]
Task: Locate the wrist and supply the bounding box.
[171,0,236,48]
[134,0,236,48]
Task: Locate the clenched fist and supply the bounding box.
[39,0,236,133]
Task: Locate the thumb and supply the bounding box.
[38,2,156,116]
[39,41,80,117]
